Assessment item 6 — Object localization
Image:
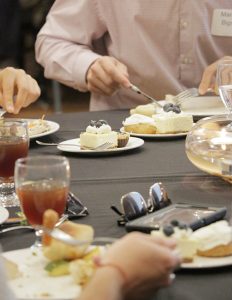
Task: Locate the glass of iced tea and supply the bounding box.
[14,155,70,248]
[0,119,29,207]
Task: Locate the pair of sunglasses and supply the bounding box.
[111,182,172,225]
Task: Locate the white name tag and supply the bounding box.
[211,9,232,37]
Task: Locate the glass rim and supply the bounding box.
[0,118,27,127]
[15,155,69,168]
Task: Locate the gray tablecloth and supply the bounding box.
[1,110,232,300]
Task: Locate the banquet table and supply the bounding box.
[1,109,232,300]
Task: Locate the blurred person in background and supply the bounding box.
[35,0,232,111]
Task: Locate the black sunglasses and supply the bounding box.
[111,182,171,225]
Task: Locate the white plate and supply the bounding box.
[3,248,81,300]
[57,137,144,154]
[0,206,9,224]
[120,127,188,139]
[22,119,60,139]
[181,254,232,269]
[166,96,227,117]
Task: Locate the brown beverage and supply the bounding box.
[17,180,68,225]
[0,137,28,178]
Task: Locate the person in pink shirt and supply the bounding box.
[35,0,232,111]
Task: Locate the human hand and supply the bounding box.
[199,56,232,95]
[100,232,180,300]
[0,67,41,114]
[86,56,131,96]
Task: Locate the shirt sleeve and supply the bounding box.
[35,0,106,92]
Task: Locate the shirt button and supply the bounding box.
[180,20,188,29]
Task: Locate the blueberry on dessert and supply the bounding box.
[170,219,179,227]
[163,103,181,114]
[163,225,174,236]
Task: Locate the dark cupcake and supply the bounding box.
[117,132,130,148]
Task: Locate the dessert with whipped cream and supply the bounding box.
[123,114,157,134]
[151,220,199,262]
[151,103,193,134]
[80,120,118,150]
[192,220,232,257]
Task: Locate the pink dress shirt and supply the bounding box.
[36,0,232,111]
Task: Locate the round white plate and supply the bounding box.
[22,119,60,139]
[57,137,144,154]
[3,248,81,300]
[120,127,188,139]
[0,206,9,224]
[181,254,232,269]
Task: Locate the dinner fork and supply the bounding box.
[36,140,114,151]
[172,88,199,106]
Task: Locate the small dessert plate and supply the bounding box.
[120,127,189,139]
[57,137,144,155]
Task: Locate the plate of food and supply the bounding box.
[3,219,105,300]
[121,111,194,139]
[152,220,232,270]
[23,118,60,139]
[56,119,144,154]
[0,206,9,224]
[57,137,144,154]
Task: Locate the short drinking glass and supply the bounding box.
[217,59,232,129]
[14,155,70,249]
[0,119,29,207]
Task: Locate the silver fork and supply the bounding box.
[82,142,114,151]
[35,226,117,246]
[172,88,199,106]
[36,140,114,150]
[36,140,80,147]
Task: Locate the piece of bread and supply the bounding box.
[43,221,94,261]
[42,209,94,261]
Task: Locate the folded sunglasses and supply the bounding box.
[111,182,171,226]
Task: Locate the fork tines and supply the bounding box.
[174,88,199,106]
[94,142,114,150]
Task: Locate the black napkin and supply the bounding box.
[0,192,89,229]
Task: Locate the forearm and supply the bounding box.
[36,36,101,92]
[78,267,124,300]
[35,0,106,92]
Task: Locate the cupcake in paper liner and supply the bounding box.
[117,132,130,148]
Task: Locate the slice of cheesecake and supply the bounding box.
[80,120,118,150]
